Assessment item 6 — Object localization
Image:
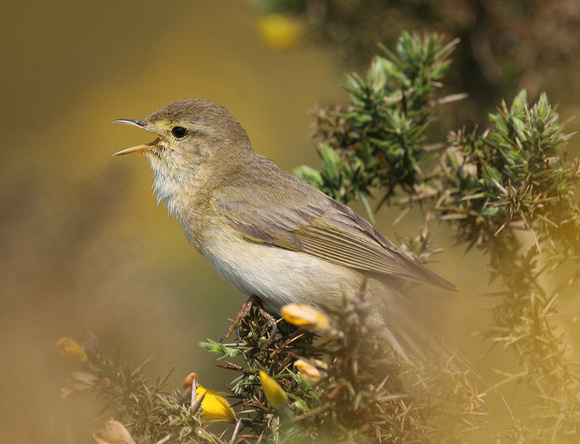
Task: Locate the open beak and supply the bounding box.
[112,119,159,156]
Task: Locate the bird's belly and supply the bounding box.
[199,234,364,313]
[198,230,409,357]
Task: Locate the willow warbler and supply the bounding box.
[114,99,455,358]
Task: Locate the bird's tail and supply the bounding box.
[369,277,514,424]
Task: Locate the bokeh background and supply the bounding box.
[1,1,579,442]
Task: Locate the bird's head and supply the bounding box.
[114,99,252,216]
[114,98,252,174]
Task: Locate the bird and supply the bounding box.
[113,98,456,360]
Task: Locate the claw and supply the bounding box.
[220,296,278,343]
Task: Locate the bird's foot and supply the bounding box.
[220,295,278,344]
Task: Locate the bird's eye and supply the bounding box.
[171,126,188,139]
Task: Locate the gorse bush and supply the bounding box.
[296,32,460,218]
[297,32,580,442]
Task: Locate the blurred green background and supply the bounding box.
[1,1,579,442]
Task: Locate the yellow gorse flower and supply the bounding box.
[280,304,330,331]
[259,370,288,410]
[256,13,304,50]
[55,337,87,362]
[92,419,136,444]
[196,385,236,423]
[294,358,327,384]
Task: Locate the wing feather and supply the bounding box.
[212,159,456,291]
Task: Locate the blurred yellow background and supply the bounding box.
[1,1,579,443]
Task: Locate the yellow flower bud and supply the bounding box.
[259,370,288,410]
[196,385,236,423]
[55,337,87,362]
[294,359,327,384]
[182,372,198,403]
[280,304,330,331]
[256,13,304,50]
[92,419,136,444]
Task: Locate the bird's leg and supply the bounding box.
[255,302,278,343]
[220,295,278,343]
